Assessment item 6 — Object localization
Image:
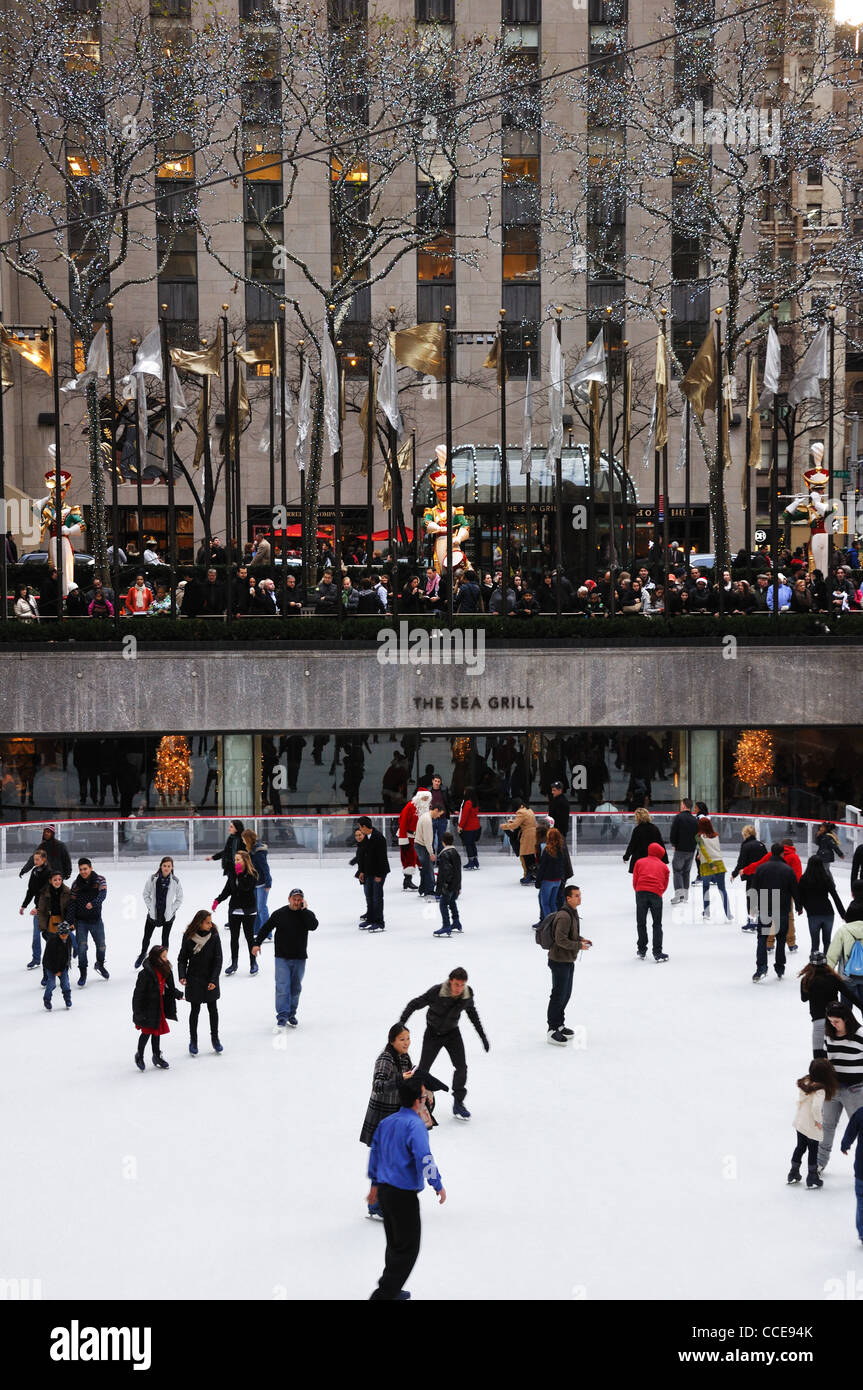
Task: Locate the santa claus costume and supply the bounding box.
[398,789,432,891]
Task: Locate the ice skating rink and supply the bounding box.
[3,853,862,1302]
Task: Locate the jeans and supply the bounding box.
[538,880,562,920]
[791,1131,820,1171]
[807,912,833,953]
[44,969,70,1003]
[370,1185,422,1301]
[75,918,106,974]
[855,1179,863,1243]
[818,1083,863,1169]
[30,918,41,963]
[671,851,694,897]
[275,957,306,1022]
[438,892,462,932]
[756,919,787,974]
[432,816,448,855]
[812,1017,826,1056]
[418,1027,467,1103]
[255,885,270,935]
[363,877,385,927]
[701,873,729,915]
[547,959,574,1031]
[635,891,664,956]
[461,829,478,866]
[416,845,435,896]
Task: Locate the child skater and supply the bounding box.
[788,1058,838,1189]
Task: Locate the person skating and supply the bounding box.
[547,780,570,837]
[177,911,223,1055]
[19,825,72,882]
[749,843,798,982]
[42,922,74,1012]
[817,1004,863,1172]
[19,846,50,969]
[788,1058,837,1189]
[137,856,183,966]
[36,871,72,986]
[397,790,428,891]
[68,857,108,987]
[742,838,802,951]
[361,1023,416,1219]
[132,946,184,1071]
[632,841,670,961]
[213,848,259,975]
[694,817,730,921]
[252,888,318,1027]
[622,808,667,879]
[799,954,859,1057]
[826,897,863,1006]
[839,1105,863,1244]
[433,832,463,936]
[400,967,489,1119]
[668,797,699,904]
[730,826,767,929]
[242,828,272,939]
[534,826,573,919]
[207,820,245,877]
[795,856,846,956]
[502,798,538,884]
[367,1076,446,1300]
[414,802,444,899]
[354,816,390,932]
[543,884,592,1043]
[457,787,480,869]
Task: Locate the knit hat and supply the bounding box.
[289,888,304,897]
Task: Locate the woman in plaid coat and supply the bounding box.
[360,1023,414,1219]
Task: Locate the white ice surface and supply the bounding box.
[2,850,862,1302]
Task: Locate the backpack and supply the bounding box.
[535,913,559,949]
[845,938,863,978]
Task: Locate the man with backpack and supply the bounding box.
[826,894,863,1006]
[537,883,592,1045]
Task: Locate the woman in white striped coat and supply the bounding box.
[818,1004,863,1172]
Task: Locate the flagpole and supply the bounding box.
[604,310,617,615]
[412,430,419,567]
[660,310,670,587]
[827,305,836,577]
[444,303,454,627]
[744,340,753,584]
[621,339,629,574]
[387,308,399,620]
[0,316,6,623]
[278,305,289,609]
[554,309,564,620]
[50,311,64,621]
[268,331,276,592]
[525,336,533,588]
[296,337,306,602]
[684,344,692,570]
[201,361,212,556]
[221,304,234,626]
[366,338,374,576]
[234,352,243,565]
[105,303,120,630]
[714,309,726,618]
[159,306,177,617]
[771,305,780,632]
[652,412,660,589]
[499,309,509,590]
[329,310,343,629]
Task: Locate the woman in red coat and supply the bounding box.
[458,786,481,870]
[132,946,183,1071]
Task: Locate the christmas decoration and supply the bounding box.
[734,730,774,796]
[451,737,471,763]
[154,736,192,804]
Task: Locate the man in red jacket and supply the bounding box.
[741,839,801,952]
[632,841,670,962]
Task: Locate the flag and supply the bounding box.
[0,325,52,375]
[654,331,668,451]
[642,392,657,469]
[236,325,276,368]
[359,363,378,477]
[483,334,505,388]
[60,323,108,394]
[787,322,828,409]
[193,379,208,469]
[170,368,188,422]
[568,332,606,404]
[219,357,251,457]
[128,326,162,430]
[743,357,761,504]
[294,356,311,472]
[680,326,717,423]
[758,323,781,407]
[171,324,222,376]
[321,333,340,457]
[1,339,12,389]
[378,438,413,510]
[520,359,533,475]
[258,368,295,456]
[589,379,601,464]
[545,326,564,466]
[377,343,403,439]
[393,321,445,376]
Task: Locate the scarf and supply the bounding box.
[188,931,212,955]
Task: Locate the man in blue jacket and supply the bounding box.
[68,857,108,987]
[367,1077,446,1301]
[841,1108,863,1244]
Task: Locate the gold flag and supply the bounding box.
[219,355,251,458]
[393,321,445,377]
[680,326,717,423]
[746,357,761,474]
[1,325,52,375]
[193,378,208,469]
[483,334,506,388]
[171,323,223,376]
[235,323,275,368]
[359,363,378,477]
[655,331,668,451]
[1,340,13,388]
[589,379,601,462]
[378,437,413,509]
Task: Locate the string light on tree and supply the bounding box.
[154,736,192,803]
[734,730,774,796]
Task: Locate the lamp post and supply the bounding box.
[220,303,233,625]
[443,303,454,625]
[104,302,120,628]
[554,308,564,620]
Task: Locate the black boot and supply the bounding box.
[403,875,417,892]
[787,1163,801,1184]
[152,1049,169,1069]
[806,1169,823,1189]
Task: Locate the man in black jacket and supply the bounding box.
[669,798,699,904]
[433,832,462,937]
[750,843,798,982]
[547,781,570,836]
[731,826,768,930]
[355,816,390,932]
[253,889,318,1028]
[19,826,72,881]
[401,967,490,1120]
[19,847,51,969]
[198,568,226,617]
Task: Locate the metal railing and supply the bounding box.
[2,810,861,871]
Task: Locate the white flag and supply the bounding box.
[128,326,162,426]
[170,368,188,421]
[521,359,533,475]
[377,343,403,439]
[545,327,564,466]
[321,332,340,457]
[642,392,657,469]
[568,332,607,404]
[295,357,311,472]
[60,323,109,394]
[758,323,781,408]
[787,322,829,409]
[259,372,296,455]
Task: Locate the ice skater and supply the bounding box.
[177,911,223,1055]
[433,832,463,936]
[631,841,669,962]
[354,816,390,932]
[360,1023,417,1219]
[213,848,259,975]
[133,946,184,1071]
[68,857,108,986]
[20,846,50,970]
[367,1076,446,1300]
[400,967,489,1120]
[252,888,318,1027]
[818,1004,863,1172]
[540,884,592,1044]
[137,856,183,966]
[787,1058,837,1189]
[42,922,73,1012]
[839,1105,863,1244]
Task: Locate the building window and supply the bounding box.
[502,226,540,282]
[157,150,198,347]
[503,0,540,22]
[245,322,276,377]
[415,0,454,17]
[150,0,191,16]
